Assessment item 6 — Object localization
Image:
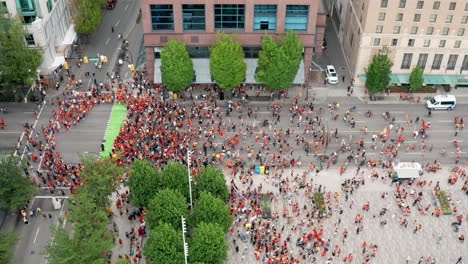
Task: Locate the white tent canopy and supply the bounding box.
[393,162,422,178]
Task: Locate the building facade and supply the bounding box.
[340,0,468,87]
[141,0,326,84]
[1,0,76,76]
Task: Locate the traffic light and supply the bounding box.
[129,64,135,71]
[83,56,88,63]
[103,56,108,63]
[63,61,69,70]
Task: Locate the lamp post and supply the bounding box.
[181,216,189,264]
[187,150,194,212]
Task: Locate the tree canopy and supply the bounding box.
[0,16,42,91]
[196,166,229,201]
[210,34,246,91]
[0,155,37,211]
[70,0,106,35]
[0,232,18,264]
[192,192,232,232]
[256,30,303,91]
[189,222,228,264]
[144,223,184,264]
[147,188,188,230]
[409,66,424,91]
[365,46,393,95]
[160,162,192,202]
[161,40,194,92]
[128,160,160,208]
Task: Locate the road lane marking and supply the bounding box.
[116,20,120,27]
[438,120,453,122]
[33,227,40,244]
[106,38,110,45]
[0,131,23,134]
[62,218,67,228]
[125,4,129,10]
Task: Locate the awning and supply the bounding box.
[359,74,468,85]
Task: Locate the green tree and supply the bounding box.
[191,192,232,232]
[0,232,18,264]
[210,34,246,91]
[0,16,42,92]
[409,66,424,91]
[256,30,303,91]
[0,156,37,211]
[189,222,228,264]
[147,188,188,230]
[196,166,229,201]
[144,223,184,264]
[70,0,106,35]
[365,46,393,97]
[128,160,159,208]
[160,162,192,201]
[161,40,194,92]
[115,260,131,264]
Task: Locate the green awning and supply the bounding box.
[359,74,468,85]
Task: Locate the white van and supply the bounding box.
[426,95,456,110]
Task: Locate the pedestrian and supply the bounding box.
[342,75,345,82]
[48,213,52,219]
[428,109,432,117]
[347,86,351,93]
[111,26,114,33]
[456,257,462,264]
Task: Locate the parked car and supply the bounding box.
[426,95,456,110]
[326,65,338,84]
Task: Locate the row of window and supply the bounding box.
[400,53,468,71]
[373,38,462,49]
[379,12,468,24]
[186,46,262,58]
[381,0,468,11]
[376,25,466,36]
[150,4,309,31]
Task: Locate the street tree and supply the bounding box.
[256,31,303,92]
[160,162,192,201]
[196,166,229,201]
[365,46,393,97]
[161,40,194,92]
[69,0,106,35]
[0,16,42,93]
[210,34,246,92]
[409,66,424,91]
[144,223,184,264]
[147,188,188,230]
[0,232,18,264]
[191,192,232,232]
[128,159,159,208]
[0,156,37,211]
[189,222,228,264]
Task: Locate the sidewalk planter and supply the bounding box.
[313,192,327,217]
[385,88,437,93]
[261,193,273,219]
[436,190,453,215]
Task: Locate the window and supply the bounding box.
[432,54,443,70]
[183,5,205,31]
[243,47,261,58]
[463,55,468,70]
[376,25,383,33]
[439,40,446,47]
[426,27,434,35]
[449,2,456,10]
[410,26,418,34]
[373,38,381,46]
[462,16,468,24]
[187,47,210,58]
[396,13,403,21]
[457,28,465,36]
[433,1,440,10]
[446,15,453,23]
[254,5,277,30]
[414,14,421,22]
[429,14,437,22]
[447,54,458,70]
[378,12,386,21]
[417,54,428,69]
[214,4,245,29]
[466,3,468,11]
[381,0,388,8]
[454,40,461,48]
[424,39,431,47]
[416,1,424,9]
[150,5,174,31]
[0,2,7,13]
[401,53,413,69]
[25,34,35,45]
[285,5,309,31]
[393,26,401,34]
[46,0,52,12]
[408,39,415,47]
[399,0,406,8]
[391,38,398,46]
[442,27,450,35]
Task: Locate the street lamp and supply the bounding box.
[187,150,194,212]
[181,216,189,264]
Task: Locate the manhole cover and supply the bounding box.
[30,251,35,255]
[340,67,346,71]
